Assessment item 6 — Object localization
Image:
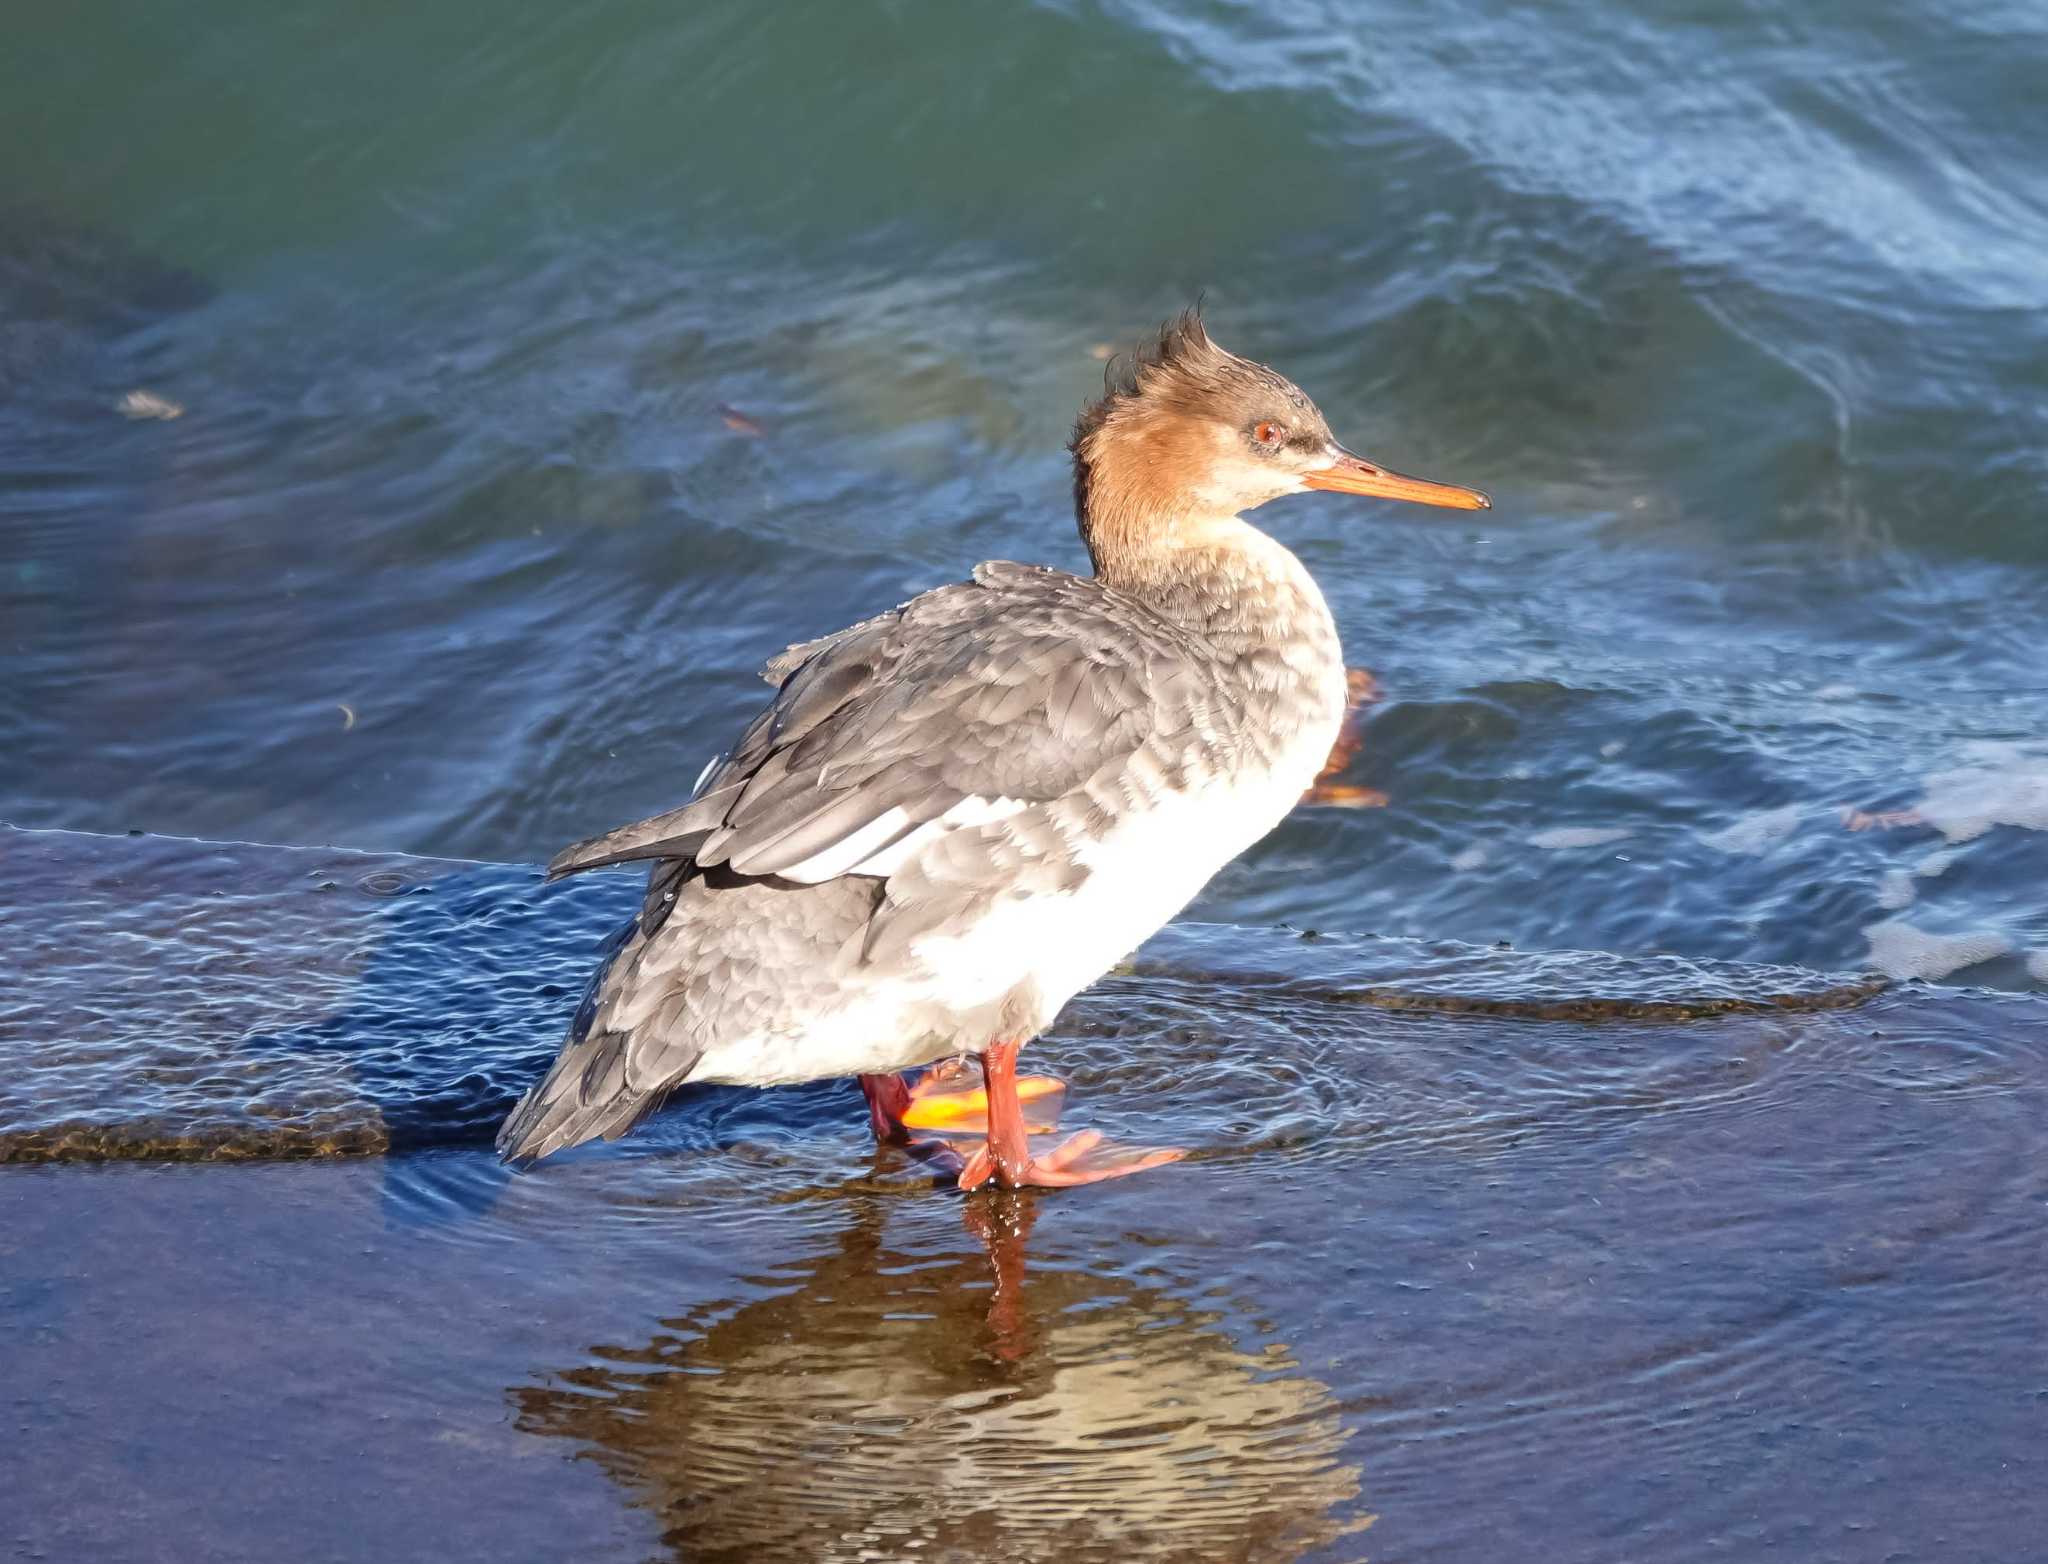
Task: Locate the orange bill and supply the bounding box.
[1305,450,1490,510]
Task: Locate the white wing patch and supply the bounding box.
[764,806,915,883]
[767,796,1030,885]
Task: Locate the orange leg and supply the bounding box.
[858,1072,918,1145]
[856,1071,978,1177]
[1303,666,1390,809]
[863,1057,1065,1139]
[955,1039,1184,1191]
[859,1061,1064,1150]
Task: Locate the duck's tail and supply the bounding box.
[497,910,701,1165]
[495,1024,672,1165]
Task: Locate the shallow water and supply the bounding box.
[5,0,2048,1556]
[5,826,2046,1560]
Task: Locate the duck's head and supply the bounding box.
[1070,308,1488,584]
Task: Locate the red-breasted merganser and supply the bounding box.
[498,309,1488,1188]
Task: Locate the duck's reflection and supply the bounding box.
[512,1188,1370,1561]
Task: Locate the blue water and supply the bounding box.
[5,1,2048,1558]
[8,0,2048,983]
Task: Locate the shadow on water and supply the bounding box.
[0,822,888,1227]
[0,824,593,1162]
[513,1188,1369,1562]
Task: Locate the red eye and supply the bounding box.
[1253,420,1285,446]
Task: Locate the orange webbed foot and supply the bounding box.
[900,1071,1066,1136]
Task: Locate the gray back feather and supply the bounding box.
[546,560,1241,963]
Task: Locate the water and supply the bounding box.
[5,827,2043,1559]
[5,0,2047,1556]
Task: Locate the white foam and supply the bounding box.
[1599,739,1623,759]
[116,388,184,420]
[1862,919,2012,981]
[2029,950,2048,983]
[1529,826,1632,850]
[1914,848,1959,880]
[1700,804,1803,855]
[1913,745,2048,843]
[1450,844,1488,872]
[1813,683,1857,701]
[1875,870,1917,911]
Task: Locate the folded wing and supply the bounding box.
[548,564,1215,935]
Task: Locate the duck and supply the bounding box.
[498,307,1488,1188]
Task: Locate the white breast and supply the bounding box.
[695,525,1350,1085]
[899,531,1348,1040]
[905,704,1340,1030]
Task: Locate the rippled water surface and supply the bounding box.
[5,0,2048,1557]
[6,827,2046,1560]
